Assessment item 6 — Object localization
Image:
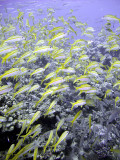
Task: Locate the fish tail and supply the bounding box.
[41,79,44,84]
[70,120,73,127]
[20,135,26,142]
[26,125,30,133]
[54,145,57,152]
[1,40,5,46]
[43,146,46,153]
[12,94,16,99]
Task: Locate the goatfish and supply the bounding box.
[79,54,89,61]
[71,39,86,46]
[70,110,82,126]
[13,84,31,98]
[11,142,35,160]
[22,124,41,141]
[48,32,67,44]
[45,77,65,89]
[41,72,56,84]
[5,101,24,115]
[74,75,90,84]
[0,84,12,95]
[10,138,24,155]
[85,61,99,73]
[28,84,40,93]
[75,84,91,92]
[52,84,69,95]
[19,51,32,59]
[17,120,28,139]
[27,55,37,63]
[71,99,86,110]
[0,45,17,56]
[44,100,57,117]
[53,131,69,152]
[33,146,38,160]
[35,40,45,46]
[26,111,41,133]
[109,44,120,52]
[30,68,45,77]
[33,46,54,54]
[49,26,64,34]
[2,49,19,64]
[102,14,120,22]
[0,116,7,123]
[56,119,64,135]
[35,87,57,107]
[4,35,25,43]
[56,67,75,74]
[5,144,15,160]
[0,68,20,80]
[43,130,53,153]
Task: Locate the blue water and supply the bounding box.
[0,0,120,31]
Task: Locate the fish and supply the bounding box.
[74,75,90,84]
[44,100,57,117]
[30,68,45,77]
[84,61,99,73]
[28,84,40,93]
[104,89,112,98]
[0,45,17,56]
[4,35,25,43]
[0,116,7,123]
[115,97,119,106]
[70,110,82,126]
[17,11,24,20]
[79,55,89,61]
[71,99,86,110]
[19,51,32,59]
[17,120,28,139]
[2,49,19,64]
[75,84,91,93]
[5,102,24,115]
[43,130,53,153]
[56,67,75,74]
[5,144,15,160]
[48,32,67,44]
[35,40,45,46]
[26,19,30,27]
[53,131,69,152]
[41,72,56,84]
[49,26,64,34]
[22,124,41,141]
[0,85,12,95]
[56,119,64,134]
[102,15,120,22]
[11,142,35,160]
[86,27,95,32]
[26,111,41,133]
[109,44,120,52]
[0,68,20,80]
[10,138,24,154]
[45,77,65,89]
[35,87,57,107]
[71,39,86,46]
[89,114,92,133]
[33,46,54,54]
[27,55,37,63]
[52,85,69,95]
[13,84,31,98]
[33,147,38,160]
